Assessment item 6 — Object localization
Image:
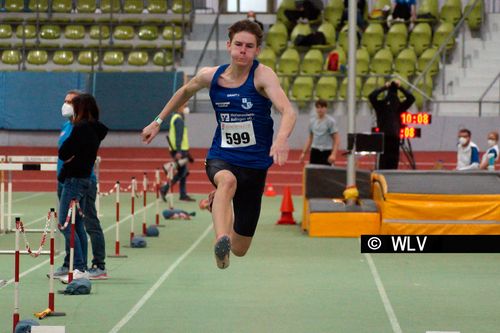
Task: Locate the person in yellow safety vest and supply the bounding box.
[160,104,196,202]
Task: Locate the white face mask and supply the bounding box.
[248,17,255,22]
[458,137,468,146]
[487,139,496,147]
[183,106,190,115]
[61,103,74,118]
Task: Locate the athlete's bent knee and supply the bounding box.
[231,246,248,257]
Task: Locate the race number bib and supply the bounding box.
[221,121,256,148]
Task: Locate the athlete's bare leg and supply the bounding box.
[212,170,237,238]
[230,231,252,257]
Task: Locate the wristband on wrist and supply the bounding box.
[154,116,163,125]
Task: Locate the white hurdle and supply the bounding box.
[0,155,100,233]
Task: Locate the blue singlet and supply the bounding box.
[207,60,274,170]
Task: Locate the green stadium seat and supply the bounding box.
[323,47,346,73]
[417,47,439,76]
[16,24,37,39]
[0,25,13,39]
[52,0,72,12]
[417,0,439,22]
[432,22,455,51]
[27,50,48,65]
[440,0,462,25]
[103,51,125,65]
[29,0,48,12]
[147,0,167,13]
[153,51,174,66]
[128,51,149,66]
[315,76,338,101]
[385,23,408,56]
[138,26,158,40]
[409,23,432,56]
[279,76,291,96]
[1,49,21,64]
[465,0,483,30]
[370,48,393,75]
[162,26,183,40]
[114,26,135,40]
[265,21,288,55]
[338,25,359,52]
[291,76,314,106]
[339,76,362,100]
[394,47,417,77]
[413,79,433,110]
[40,25,61,39]
[77,50,99,66]
[301,49,323,75]
[100,0,121,13]
[90,25,110,39]
[324,0,344,28]
[53,50,74,65]
[290,22,312,44]
[312,22,336,50]
[371,0,391,11]
[65,25,85,39]
[277,48,300,76]
[257,48,277,71]
[123,0,144,13]
[361,23,384,56]
[276,0,296,29]
[356,47,370,75]
[76,0,96,13]
[172,0,192,14]
[362,76,385,101]
[4,0,24,12]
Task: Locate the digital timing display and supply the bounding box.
[400,112,432,125]
[399,126,421,139]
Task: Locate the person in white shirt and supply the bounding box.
[456,128,480,170]
[479,131,499,171]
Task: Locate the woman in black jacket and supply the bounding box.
[58,94,108,280]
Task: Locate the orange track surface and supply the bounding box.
[1,146,458,195]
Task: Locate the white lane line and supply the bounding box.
[108,224,213,333]
[364,252,403,333]
[11,193,45,204]
[0,201,156,290]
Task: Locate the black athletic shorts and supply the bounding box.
[205,159,268,237]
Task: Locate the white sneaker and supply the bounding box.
[60,269,90,284]
[0,279,6,287]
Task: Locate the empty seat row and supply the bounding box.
[280,74,433,110]
[0,23,183,41]
[259,46,440,79]
[0,48,174,66]
[267,20,456,59]
[1,0,191,14]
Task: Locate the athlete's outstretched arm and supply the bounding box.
[256,65,297,166]
[141,67,215,144]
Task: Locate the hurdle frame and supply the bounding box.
[0,155,101,234]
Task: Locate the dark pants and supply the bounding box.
[284,2,321,22]
[379,136,400,169]
[58,178,105,269]
[310,148,332,165]
[161,150,189,198]
[58,178,90,271]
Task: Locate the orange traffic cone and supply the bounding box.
[276,186,296,225]
[264,183,277,197]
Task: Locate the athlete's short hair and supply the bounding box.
[315,99,328,108]
[459,128,471,137]
[228,19,263,47]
